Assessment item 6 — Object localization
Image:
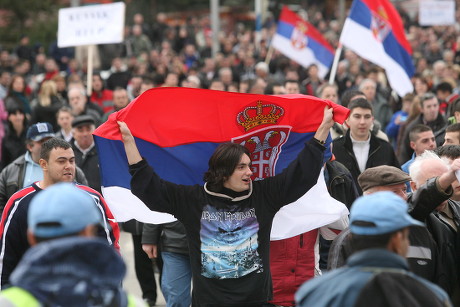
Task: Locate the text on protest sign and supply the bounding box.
[58,2,125,47]
[419,0,455,26]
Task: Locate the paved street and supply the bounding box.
[119,231,166,306]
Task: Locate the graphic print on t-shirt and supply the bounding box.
[200,204,262,279]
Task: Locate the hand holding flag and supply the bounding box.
[117,121,142,165]
[94,88,350,239]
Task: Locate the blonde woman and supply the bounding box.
[30,80,63,131]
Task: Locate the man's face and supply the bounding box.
[346,107,373,141]
[73,124,95,150]
[285,82,300,94]
[164,74,178,87]
[450,177,460,201]
[113,90,130,110]
[421,97,439,122]
[209,81,225,91]
[320,86,338,103]
[411,130,436,155]
[223,154,253,192]
[57,111,74,130]
[140,83,154,94]
[220,71,232,85]
[42,147,76,184]
[272,85,286,95]
[131,77,142,90]
[443,131,460,145]
[411,159,448,211]
[68,90,87,115]
[0,72,11,87]
[27,137,52,163]
[436,90,449,102]
[368,183,408,201]
[361,82,376,101]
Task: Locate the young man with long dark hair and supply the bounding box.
[118,107,333,307]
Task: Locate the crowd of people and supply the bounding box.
[0,3,459,306]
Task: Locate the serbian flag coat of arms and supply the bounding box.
[340,0,415,96]
[271,6,334,79]
[93,88,350,240]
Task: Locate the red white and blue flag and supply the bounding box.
[271,6,334,79]
[93,88,349,240]
[340,0,415,96]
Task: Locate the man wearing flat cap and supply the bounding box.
[358,165,411,200]
[71,115,101,193]
[329,163,460,293]
[296,192,452,307]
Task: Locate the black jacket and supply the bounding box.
[332,130,400,195]
[71,141,101,193]
[142,221,189,255]
[129,139,326,306]
[30,96,63,132]
[328,177,451,291]
[1,124,27,170]
[324,160,359,209]
[424,199,460,296]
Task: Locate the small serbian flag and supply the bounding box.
[340,0,415,97]
[93,88,350,240]
[271,6,334,79]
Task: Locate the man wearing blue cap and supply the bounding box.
[0,183,144,307]
[0,122,88,212]
[0,122,55,211]
[296,192,452,307]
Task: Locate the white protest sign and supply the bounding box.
[419,0,455,26]
[58,2,125,47]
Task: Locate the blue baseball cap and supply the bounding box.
[350,191,424,235]
[28,183,102,238]
[26,122,55,141]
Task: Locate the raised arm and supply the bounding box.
[117,121,189,216]
[118,121,142,165]
[437,158,460,191]
[409,158,460,221]
[259,106,336,210]
[313,106,334,143]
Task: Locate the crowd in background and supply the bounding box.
[0,6,459,167]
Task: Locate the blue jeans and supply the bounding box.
[161,251,192,307]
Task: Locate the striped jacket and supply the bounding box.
[0,182,120,288]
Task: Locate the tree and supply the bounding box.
[0,0,61,51]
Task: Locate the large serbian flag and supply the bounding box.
[340,0,415,96]
[271,6,334,79]
[94,88,350,240]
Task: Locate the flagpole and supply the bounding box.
[255,0,262,52]
[328,43,342,85]
[86,44,94,96]
[265,43,274,65]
